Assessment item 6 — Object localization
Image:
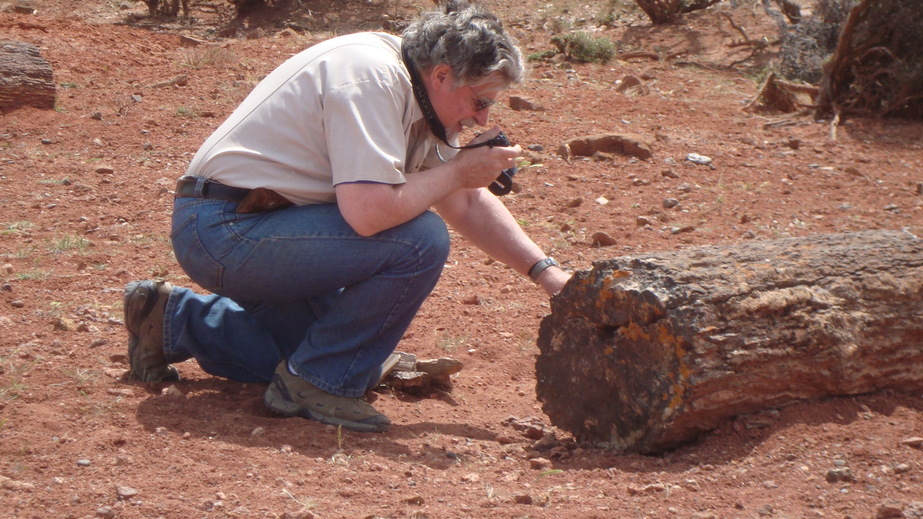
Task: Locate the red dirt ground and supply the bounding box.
[1,1,922,518]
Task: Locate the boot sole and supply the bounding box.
[126,332,180,382]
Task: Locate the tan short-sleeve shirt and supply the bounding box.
[185,32,435,205]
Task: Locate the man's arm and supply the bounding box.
[433,188,570,296]
[335,132,520,236]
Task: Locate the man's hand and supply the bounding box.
[452,126,521,190]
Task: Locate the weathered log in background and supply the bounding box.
[0,41,55,111]
[536,230,923,454]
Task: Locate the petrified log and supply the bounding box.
[536,230,923,454]
[0,41,55,111]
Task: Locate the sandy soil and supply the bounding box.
[1,0,922,518]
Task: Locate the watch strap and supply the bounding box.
[528,257,559,282]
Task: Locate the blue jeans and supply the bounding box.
[165,196,450,397]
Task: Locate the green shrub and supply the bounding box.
[551,32,615,63]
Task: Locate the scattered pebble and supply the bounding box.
[116,484,138,500]
[528,457,551,470]
[161,385,184,398]
[0,475,35,491]
[591,231,617,247]
[825,467,855,483]
[686,153,712,165]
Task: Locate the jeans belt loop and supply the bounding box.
[194,176,206,198]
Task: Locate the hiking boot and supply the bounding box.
[264,360,391,433]
[124,280,179,383]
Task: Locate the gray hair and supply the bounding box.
[401,0,524,87]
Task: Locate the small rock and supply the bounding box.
[13,3,37,14]
[116,484,138,500]
[615,75,645,96]
[94,166,115,175]
[383,370,431,392]
[96,506,115,519]
[415,357,463,387]
[279,511,316,519]
[505,416,547,439]
[104,368,127,380]
[0,475,35,491]
[663,198,679,209]
[532,431,560,451]
[179,34,206,47]
[595,196,609,205]
[558,133,653,161]
[591,231,617,247]
[77,459,91,467]
[252,427,265,437]
[891,463,912,474]
[404,495,424,505]
[508,95,545,111]
[686,153,712,165]
[636,216,652,227]
[627,483,666,495]
[528,457,551,470]
[825,467,855,483]
[161,385,184,398]
[901,437,923,449]
[514,494,533,505]
[661,168,679,179]
[875,499,904,519]
[279,510,316,519]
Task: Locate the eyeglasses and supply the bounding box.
[473,96,496,112]
[470,85,497,112]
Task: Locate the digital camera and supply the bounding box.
[486,131,517,196]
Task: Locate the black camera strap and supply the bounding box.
[401,43,493,151]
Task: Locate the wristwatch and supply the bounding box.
[528,257,559,283]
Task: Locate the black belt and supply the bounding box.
[175,176,252,202]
